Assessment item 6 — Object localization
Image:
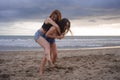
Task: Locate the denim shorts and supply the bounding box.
[34,30,55,44]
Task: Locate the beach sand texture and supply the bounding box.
[0,47,120,80]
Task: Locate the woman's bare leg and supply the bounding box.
[50,45,53,63]
[40,56,47,76]
[50,42,58,64]
[36,36,52,76]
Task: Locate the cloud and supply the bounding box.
[0,0,120,23]
[101,16,120,20]
[88,20,96,23]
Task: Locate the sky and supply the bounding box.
[0,0,120,36]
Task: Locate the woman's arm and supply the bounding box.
[45,27,57,38]
[45,17,61,35]
[45,26,64,39]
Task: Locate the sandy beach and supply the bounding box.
[0,47,120,80]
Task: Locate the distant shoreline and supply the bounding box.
[1,46,120,52]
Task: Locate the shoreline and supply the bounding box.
[1,46,120,52]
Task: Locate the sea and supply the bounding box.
[0,36,120,51]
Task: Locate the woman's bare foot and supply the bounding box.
[40,69,44,77]
[48,60,55,67]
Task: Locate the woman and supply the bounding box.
[34,9,62,76]
[46,18,71,65]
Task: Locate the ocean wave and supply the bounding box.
[0,36,120,50]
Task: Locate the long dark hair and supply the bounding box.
[58,18,70,34]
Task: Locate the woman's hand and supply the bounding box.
[56,34,64,39]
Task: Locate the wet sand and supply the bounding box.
[0,47,120,80]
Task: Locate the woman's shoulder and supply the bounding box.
[43,18,52,25]
[50,26,56,30]
[45,17,51,24]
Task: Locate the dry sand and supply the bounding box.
[0,47,120,80]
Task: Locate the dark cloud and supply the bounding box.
[101,16,120,20]
[0,0,120,23]
[88,20,96,23]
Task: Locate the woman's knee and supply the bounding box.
[44,45,50,52]
[53,52,57,57]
